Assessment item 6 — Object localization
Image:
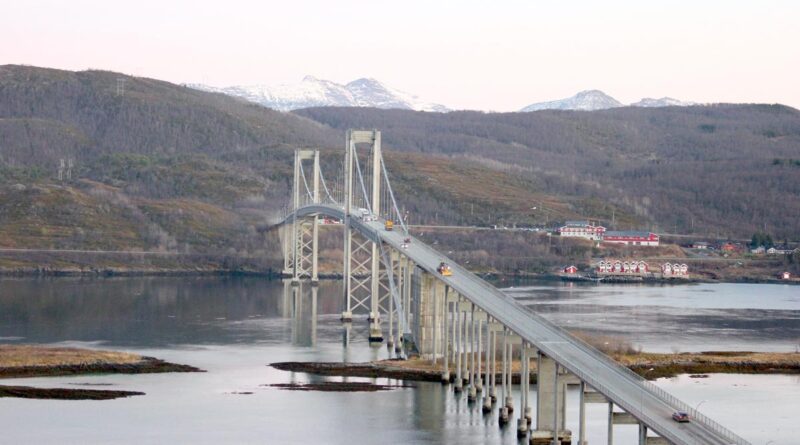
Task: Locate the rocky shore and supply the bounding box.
[0,345,203,399]
[272,351,800,384]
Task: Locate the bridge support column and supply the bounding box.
[441,285,451,383]
[504,335,514,414]
[467,304,477,402]
[280,225,293,277]
[517,343,530,437]
[638,423,647,445]
[498,329,510,425]
[475,310,484,392]
[431,279,440,364]
[461,303,469,384]
[532,352,570,445]
[489,321,499,402]
[368,240,382,342]
[482,317,493,413]
[311,150,320,283]
[387,261,395,349]
[578,382,586,445]
[454,296,463,393]
[524,345,536,425]
[551,363,560,445]
[402,257,413,346]
[450,292,457,364]
[340,224,353,322]
[368,128,382,334]
[607,402,614,445]
[311,216,319,283]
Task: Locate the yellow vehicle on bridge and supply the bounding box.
[437,261,453,276]
[385,220,394,231]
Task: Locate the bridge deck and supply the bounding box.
[291,204,750,445]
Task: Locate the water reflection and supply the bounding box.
[506,281,800,352]
[0,276,344,348]
[0,277,797,444]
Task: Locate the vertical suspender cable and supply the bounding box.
[352,146,372,214]
[380,157,408,234]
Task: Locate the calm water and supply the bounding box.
[0,277,797,444]
[506,281,800,353]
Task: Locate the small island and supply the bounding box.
[272,350,800,385]
[0,345,202,400]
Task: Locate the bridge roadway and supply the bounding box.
[292,204,748,445]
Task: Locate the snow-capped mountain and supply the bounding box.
[520,90,696,112]
[187,76,449,112]
[631,97,695,107]
[520,90,623,112]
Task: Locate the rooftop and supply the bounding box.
[604,230,654,237]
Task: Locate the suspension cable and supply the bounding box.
[381,156,408,234]
[352,145,372,213]
[298,162,314,202]
[319,168,337,204]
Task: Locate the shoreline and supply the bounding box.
[0,345,203,400]
[0,385,145,400]
[0,267,795,285]
[271,351,800,383]
[0,356,203,379]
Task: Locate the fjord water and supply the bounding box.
[0,277,797,444]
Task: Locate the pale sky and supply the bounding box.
[2,0,798,111]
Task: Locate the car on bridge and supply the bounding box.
[437,261,453,276]
[672,411,690,423]
[358,208,376,222]
[401,237,411,249]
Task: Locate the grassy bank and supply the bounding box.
[272,350,800,384]
[0,345,202,399]
[0,345,202,379]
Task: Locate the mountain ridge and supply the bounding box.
[1,65,798,244]
[520,90,695,112]
[187,77,449,112]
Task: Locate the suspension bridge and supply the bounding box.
[277,130,751,445]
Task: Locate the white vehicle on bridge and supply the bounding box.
[358,208,376,222]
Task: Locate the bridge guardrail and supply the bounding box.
[287,205,750,445]
[409,232,749,444]
[525,311,750,445]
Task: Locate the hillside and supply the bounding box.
[0,65,798,275]
[296,106,800,239]
[0,65,584,268]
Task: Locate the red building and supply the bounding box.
[602,231,660,247]
[563,265,578,274]
[558,221,606,241]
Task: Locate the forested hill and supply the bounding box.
[296,106,800,239]
[0,64,797,262]
[0,64,338,166]
[0,65,576,257]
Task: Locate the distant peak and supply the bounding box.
[520,89,623,112]
[187,76,449,112]
[576,89,609,96]
[631,97,694,107]
[346,77,384,88]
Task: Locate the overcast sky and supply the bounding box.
[2,0,798,111]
